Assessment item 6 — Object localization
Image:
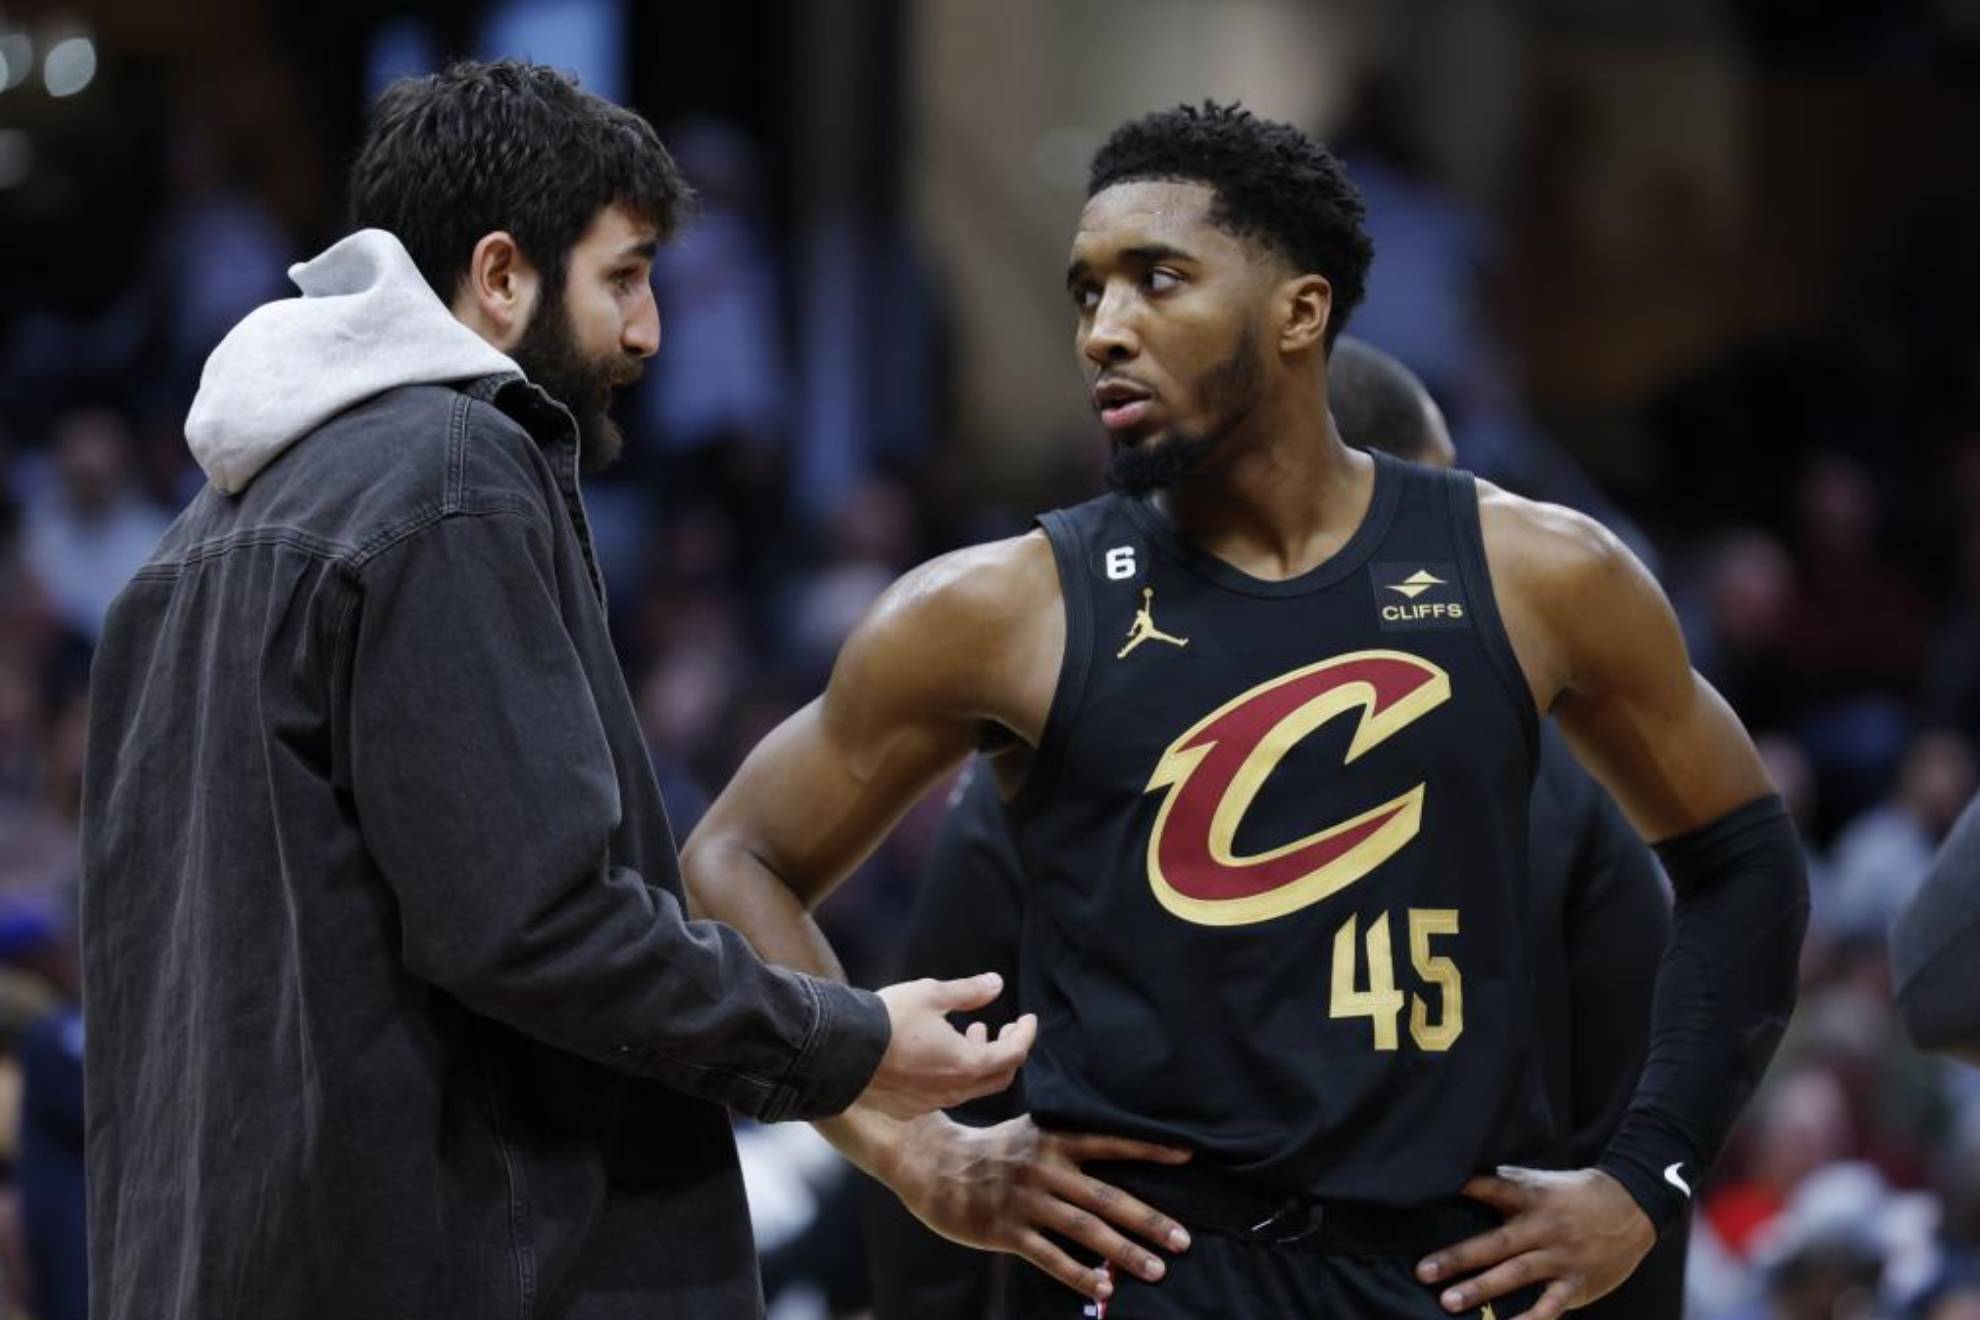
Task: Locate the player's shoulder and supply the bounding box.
[847,530,1059,661]
[876,530,1056,621]
[1474,478,1641,607]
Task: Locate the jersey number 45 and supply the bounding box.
[1331,908,1463,1052]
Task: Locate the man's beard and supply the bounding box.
[510,281,644,473]
[1106,327,1263,495]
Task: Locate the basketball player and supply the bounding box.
[684,104,1806,1317]
[859,337,1688,1320]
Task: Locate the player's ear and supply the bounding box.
[1277,273,1332,357]
[452,230,542,353]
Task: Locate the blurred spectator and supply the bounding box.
[1755,732,1838,969]
[20,411,170,644]
[1915,1259,1980,1320]
[1742,1163,1942,1320]
[1758,734,1822,845]
[641,119,789,463]
[0,490,58,684]
[0,665,85,954]
[146,121,293,419]
[774,476,920,687]
[15,965,82,1320]
[1335,75,1494,403]
[1685,530,1797,729]
[636,647,730,838]
[0,659,86,1319]
[0,661,42,806]
[1784,453,1932,703]
[1782,453,1936,819]
[1705,1067,1857,1264]
[1830,731,1977,937]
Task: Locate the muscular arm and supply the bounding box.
[1483,491,1774,836]
[1422,493,1807,1318]
[683,534,1060,977]
[684,539,1192,1303]
[683,535,1047,1163]
[1496,491,1805,1205]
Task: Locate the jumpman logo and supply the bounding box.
[1117,587,1190,659]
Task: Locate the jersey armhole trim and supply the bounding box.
[1446,471,1541,773]
[1009,510,1093,822]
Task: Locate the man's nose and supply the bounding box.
[1082,286,1139,366]
[624,287,661,359]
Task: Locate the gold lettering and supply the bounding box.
[1328,907,1465,1053]
[1331,913,1403,1051]
[1408,909,1464,1050]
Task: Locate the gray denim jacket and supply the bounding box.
[81,230,889,1320]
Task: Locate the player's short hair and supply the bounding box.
[1087,102,1373,348]
[348,59,692,304]
[1330,337,1451,466]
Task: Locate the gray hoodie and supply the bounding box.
[186,228,519,493]
[81,229,890,1320]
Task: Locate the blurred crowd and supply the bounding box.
[3,57,1980,1320]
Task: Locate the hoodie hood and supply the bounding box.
[185,228,521,494]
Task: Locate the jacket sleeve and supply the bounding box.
[1891,791,1980,1063]
[346,503,889,1121]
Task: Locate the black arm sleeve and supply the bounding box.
[1596,794,1808,1231]
[1891,791,1980,1062]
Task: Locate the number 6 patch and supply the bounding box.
[1096,544,1139,581]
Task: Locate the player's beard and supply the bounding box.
[510,279,644,473]
[1107,325,1264,495]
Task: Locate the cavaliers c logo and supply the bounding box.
[1144,650,1451,927]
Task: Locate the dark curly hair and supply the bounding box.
[348,60,692,304]
[1088,102,1373,348]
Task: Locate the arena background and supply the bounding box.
[3,1,1979,1316]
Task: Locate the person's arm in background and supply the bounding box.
[1891,791,1980,1064]
[1553,741,1671,1170]
[350,504,1028,1124]
[864,762,1026,1320]
[1546,736,1690,1320]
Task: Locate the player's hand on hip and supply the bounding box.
[1415,1166,1654,1320]
[862,973,1036,1118]
[892,1112,1193,1305]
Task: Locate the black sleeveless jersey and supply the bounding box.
[1009,451,1552,1204]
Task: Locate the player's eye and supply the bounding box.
[1071,283,1100,312]
[1145,267,1182,293]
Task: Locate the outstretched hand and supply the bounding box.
[861,973,1036,1118]
[1415,1166,1655,1320]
